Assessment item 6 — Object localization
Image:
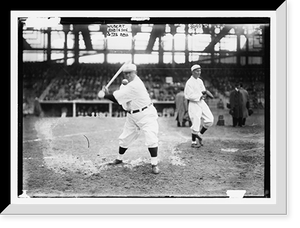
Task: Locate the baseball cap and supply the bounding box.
[191,64,201,72]
[123,63,137,72]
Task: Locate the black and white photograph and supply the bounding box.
[5,5,287,215]
[20,16,269,198]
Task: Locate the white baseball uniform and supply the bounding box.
[113,75,159,148]
[184,76,214,134]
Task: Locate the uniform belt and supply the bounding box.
[127,103,152,114]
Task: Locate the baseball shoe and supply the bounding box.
[108,159,123,165]
[152,165,160,174]
[191,143,201,148]
[195,134,204,146]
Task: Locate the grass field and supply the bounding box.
[22,108,265,197]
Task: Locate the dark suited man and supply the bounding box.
[229,83,249,127]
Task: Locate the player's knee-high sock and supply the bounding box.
[192,133,197,143]
[200,127,207,134]
[148,147,158,165]
[117,146,127,160]
[148,147,157,157]
[119,146,127,154]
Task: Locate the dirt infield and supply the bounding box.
[22,109,265,197]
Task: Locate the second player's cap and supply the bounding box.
[191,64,201,72]
[123,63,137,72]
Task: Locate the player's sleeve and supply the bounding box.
[184,81,201,101]
[103,94,118,103]
[113,84,133,105]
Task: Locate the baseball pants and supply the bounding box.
[188,100,214,133]
[119,105,159,148]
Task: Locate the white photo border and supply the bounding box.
[5,4,287,215]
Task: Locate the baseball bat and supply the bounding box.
[105,60,131,89]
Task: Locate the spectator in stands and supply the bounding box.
[75,81,82,98]
[229,82,249,127]
[57,85,66,100]
[217,98,225,109]
[157,91,165,101]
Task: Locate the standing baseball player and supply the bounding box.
[184,64,214,148]
[98,63,160,174]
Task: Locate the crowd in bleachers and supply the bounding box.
[23,62,62,98]
[203,64,265,108]
[22,62,266,109]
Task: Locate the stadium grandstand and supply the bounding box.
[21,18,268,117]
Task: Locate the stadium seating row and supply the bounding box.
[22,62,265,109]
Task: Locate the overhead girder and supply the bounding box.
[73,24,93,50]
[23,37,32,49]
[203,25,234,52]
[145,24,166,53]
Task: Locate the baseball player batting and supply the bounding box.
[98,63,160,174]
[184,64,214,148]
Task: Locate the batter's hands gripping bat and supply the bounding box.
[98,60,131,99]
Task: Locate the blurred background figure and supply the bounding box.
[239,83,251,125]
[174,86,190,127]
[33,97,43,117]
[61,106,68,117]
[229,82,249,127]
[217,98,225,109]
[23,96,30,117]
